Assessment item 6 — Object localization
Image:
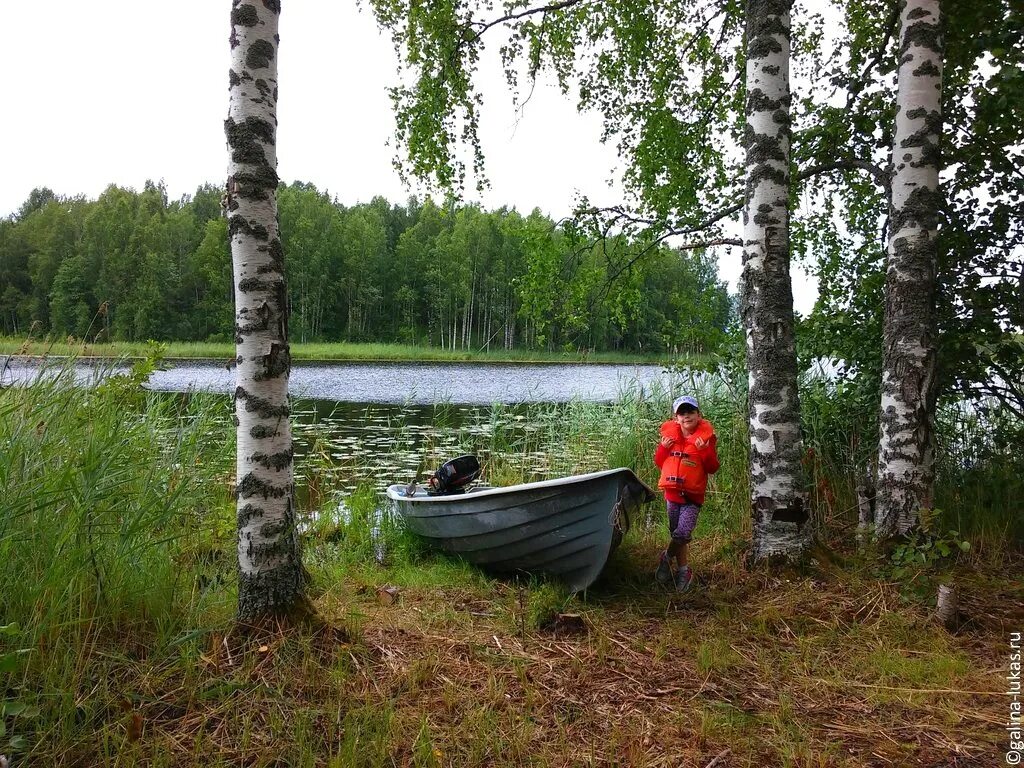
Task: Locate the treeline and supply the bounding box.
[0,182,731,354]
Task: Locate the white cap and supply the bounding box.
[672,395,699,413]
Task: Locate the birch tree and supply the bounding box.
[741,0,810,561]
[226,0,306,620]
[874,0,944,537]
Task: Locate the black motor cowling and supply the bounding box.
[426,455,481,495]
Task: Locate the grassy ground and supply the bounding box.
[0,337,683,365]
[9,529,1017,767]
[1,365,1019,766]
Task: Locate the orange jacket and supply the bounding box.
[654,418,720,505]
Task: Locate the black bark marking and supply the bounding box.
[233,166,280,200]
[770,498,807,526]
[229,215,270,241]
[900,19,942,58]
[742,126,787,163]
[747,88,785,115]
[747,162,788,192]
[890,186,943,233]
[238,277,275,293]
[251,424,279,439]
[255,78,273,100]
[246,39,275,69]
[235,385,289,418]
[746,0,791,60]
[268,238,285,270]
[238,503,265,527]
[255,342,291,381]
[237,495,305,621]
[753,202,781,227]
[231,4,259,26]
[237,301,272,335]
[237,563,305,621]
[259,519,289,539]
[224,116,275,166]
[913,60,940,77]
[253,448,293,471]
[236,472,290,500]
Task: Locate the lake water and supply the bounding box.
[2,357,686,497]
[1,357,675,405]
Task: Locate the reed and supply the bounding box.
[0,358,238,761]
[0,360,235,641]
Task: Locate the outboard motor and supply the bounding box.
[427,455,481,495]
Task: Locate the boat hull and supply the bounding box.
[386,468,655,591]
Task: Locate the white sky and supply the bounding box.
[2,0,817,313]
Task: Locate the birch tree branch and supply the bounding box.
[467,0,587,41]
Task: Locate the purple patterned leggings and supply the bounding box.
[666,500,701,543]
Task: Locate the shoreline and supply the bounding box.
[0,344,696,367]
[1,354,670,367]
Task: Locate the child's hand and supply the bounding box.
[660,436,675,448]
[693,437,707,449]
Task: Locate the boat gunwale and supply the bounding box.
[385,467,655,503]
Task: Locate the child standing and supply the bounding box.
[654,395,720,591]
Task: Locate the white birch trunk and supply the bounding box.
[874,0,943,538]
[227,0,305,621]
[740,0,810,562]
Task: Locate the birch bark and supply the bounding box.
[740,0,810,561]
[226,0,306,620]
[874,0,944,538]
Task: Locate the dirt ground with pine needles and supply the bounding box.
[34,536,1020,768]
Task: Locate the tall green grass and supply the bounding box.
[0,359,236,658]
[934,400,1024,549]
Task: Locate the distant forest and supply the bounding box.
[0,182,732,354]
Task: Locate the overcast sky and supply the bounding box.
[3,1,818,312]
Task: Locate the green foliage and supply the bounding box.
[94,340,168,410]
[1,182,731,356]
[797,0,1024,417]
[525,582,573,631]
[371,0,1022,424]
[0,622,38,754]
[884,529,971,599]
[934,400,1024,546]
[890,529,971,569]
[370,0,746,225]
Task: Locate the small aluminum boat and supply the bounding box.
[386,468,656,591]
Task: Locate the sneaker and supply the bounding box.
[655,551,674,586]
[674,566,694,593]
